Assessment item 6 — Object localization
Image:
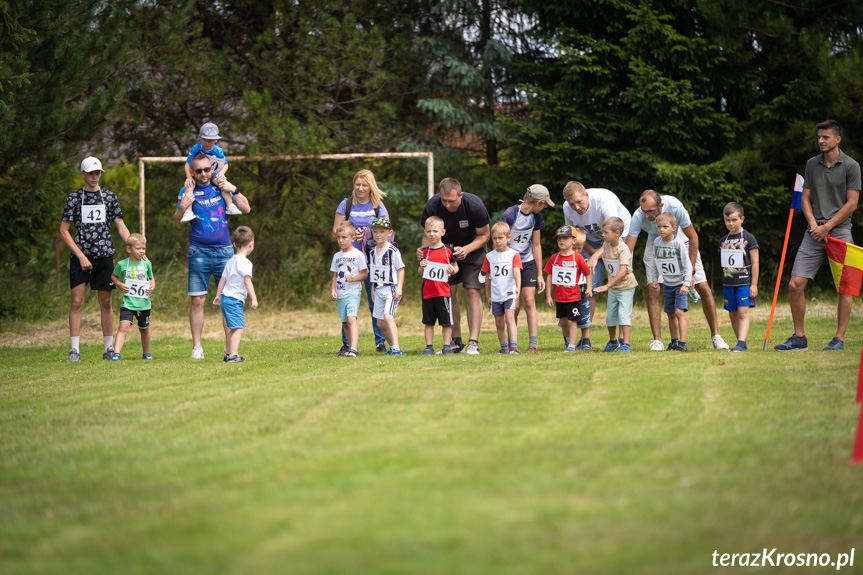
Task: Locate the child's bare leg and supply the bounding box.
[735,307,750,342]
[425,324,435,346]
[384,315,399,347]
[521,287,538,338]
[607,325,617,342]
[505,309,518,345]
[581,326,591,341]
[668,314,678,341]
[675,309,687,342]
[494,314,507,345]
[377,316,390,345]
[114,321,131,354]
[140,326,151,355]
[221,190,234,208]
[620,325,631,345]
[442,325,452,347]
[567,319,579,344]
[346,317,358,350]
[227,327,244,356]
[729,310,740,340]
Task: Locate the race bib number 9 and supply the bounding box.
[369,264,388,285]
[605,259,620,278]
[721,248,744,269]
[81,204,107,224]
[126,279,150,299]
[423,261,450,282]
[552,265,577,287]
[657,258,679,277]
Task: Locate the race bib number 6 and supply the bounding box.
[423,261,450,282]
[125,279,150,299]
[81,204,107,224]
[721,248,744,269]
[552,265,577,287]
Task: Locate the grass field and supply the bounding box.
[2,311,862,574]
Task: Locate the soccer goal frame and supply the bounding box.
[135,151,435,236]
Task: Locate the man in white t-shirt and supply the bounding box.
[625,189,729,351]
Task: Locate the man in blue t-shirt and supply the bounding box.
[174,154,251,360]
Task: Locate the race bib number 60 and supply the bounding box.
[552,265,576,287]
[423,261,450,282]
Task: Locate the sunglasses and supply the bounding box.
[641,205,662,217]
[193,167,212,174]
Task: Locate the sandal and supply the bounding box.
[344,349,359,358]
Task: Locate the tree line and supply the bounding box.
[2,0,861,317]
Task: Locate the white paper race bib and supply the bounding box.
[604,258,620,278]
[490,263,511,278]
[510,231,531,252]
[656,258,679,277]
[423,261,449,282]
[81,204,107,224]
[721,248,744,269]
[125,279,150,299]
[369,264,389,286]
[552,265,577,287]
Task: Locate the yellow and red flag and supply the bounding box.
[826,236,863,297]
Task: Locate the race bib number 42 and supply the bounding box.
[125,279,150,299]
[81,204,107,224]
[423,261,450,282]
[552,265,577,287]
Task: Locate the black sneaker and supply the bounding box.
[102,346,114,360]
[225,354,245,363]
[338,344,349,356]
[376,342,387,353]
[451,339,465,354]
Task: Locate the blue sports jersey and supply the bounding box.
[177,184,231,247]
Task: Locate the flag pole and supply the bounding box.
[764,208,796,350]
[764,174,804,351]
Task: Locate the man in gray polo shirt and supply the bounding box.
[776,119,860,351]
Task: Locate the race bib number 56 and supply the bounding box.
[125,279,150,299]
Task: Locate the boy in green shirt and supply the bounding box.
[110,234,155,360]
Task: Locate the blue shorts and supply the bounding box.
[337,293,362,322]
[491,299,516,316]
[188,245,234,296]
[723,286,755,312]
[576,286,591,328]
[220,295,245,329]
[663,284,689,314]
[606,287,635,327]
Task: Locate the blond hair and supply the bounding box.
[654,212,677,227]
[353,169,386,209]
[424,216,445,231]
[336,220,356,235]
[491,221,511,237]
[601,217,625,234]
[126,233,146,246]
[573,227,587,250]
[562,181,586,201]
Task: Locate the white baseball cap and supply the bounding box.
[81,157,103,173]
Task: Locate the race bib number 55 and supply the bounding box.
[552,265,576,287]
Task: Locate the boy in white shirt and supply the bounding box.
[330,221,368,357]
[650,213,693,351]
[368,217,406,355]
[213,226,258,362]
[482,222,523,354]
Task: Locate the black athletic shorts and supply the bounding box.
[70,255,115,291]
[119,306,150,329]
[422,296,453,326]
[555,300,581,322]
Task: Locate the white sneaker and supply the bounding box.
[649,340,665,351]
[465,341,480,355]
[181,207,196,222]
[712,334,730,350]
[225,203,242,216]
[191,346,204,360]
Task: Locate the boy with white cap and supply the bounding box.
[59,157,130,362]
[181,122,241,222]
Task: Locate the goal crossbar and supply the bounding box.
[136,151,435,236]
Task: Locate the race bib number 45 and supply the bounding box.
[423,261,450,282]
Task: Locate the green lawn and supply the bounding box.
[1,317,862,574]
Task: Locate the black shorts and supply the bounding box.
[422,296,453,326]
[119,307,151,329]
[520,260,538,288]
[448,249,484,290]
[70,255,115,291]
[555,300,582,322]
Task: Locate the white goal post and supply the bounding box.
[135,151,435,236]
